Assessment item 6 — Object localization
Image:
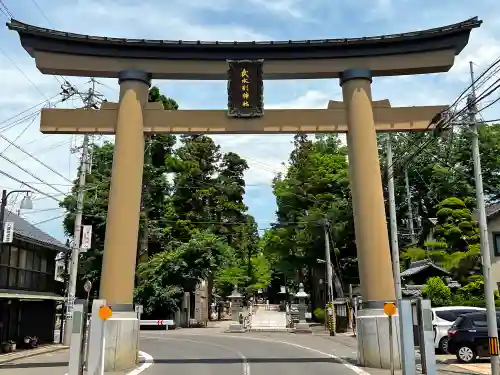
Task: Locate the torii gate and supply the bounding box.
[7,17,480,371]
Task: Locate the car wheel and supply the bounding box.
[456,345,477,363]
[439,337,450,354]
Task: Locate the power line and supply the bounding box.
[0,126,73,183]
[29,0,51,26]
[0,169,62,203]
[0,115,38,155]
[388,76,500,179]
[386,56,500,176]
[0,45,50,101]
[0,153,68,195]
[0,1,13,19]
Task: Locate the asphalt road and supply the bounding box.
[140,331,361,375]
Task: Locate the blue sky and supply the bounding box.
[0,0,499,243]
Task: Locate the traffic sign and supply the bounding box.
[98,305,113,320]
[383,302,397,316]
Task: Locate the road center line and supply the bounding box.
[163,336,250,375]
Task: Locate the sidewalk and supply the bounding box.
[0,348,68,375]
[0,344,67,365]
[309,326,491,374]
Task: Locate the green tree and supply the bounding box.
[263,134,354,302]
[60,88,179,298]
[383,124,500,251]
[167,135,222,241]
[134,231,233,318]
[422,276,452,307]
[401,197,481,282]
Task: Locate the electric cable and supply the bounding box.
[386,56,500,175]
[0,169,63,203]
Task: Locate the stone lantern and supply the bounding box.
[228,286,242,321]
[227,286,245,332]
[294,283,311,333]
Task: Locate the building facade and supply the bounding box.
[0,211,67,345]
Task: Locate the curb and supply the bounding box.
[0,344,68,365]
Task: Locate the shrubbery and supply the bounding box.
[313,307,325,323]
[422,276,500,308]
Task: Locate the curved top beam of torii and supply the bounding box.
[7,17,481,80]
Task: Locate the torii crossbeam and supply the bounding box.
[40,99,446,134]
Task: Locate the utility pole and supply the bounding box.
[468,61,500,375]
[386,135,402,299]
[63,80,99,346]
[387,135,418,375]
[404,168,416,244]
[323,219,334,304]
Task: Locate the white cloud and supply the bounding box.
[49,0,272,41]
[247,0,312,21]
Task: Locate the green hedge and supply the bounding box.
[313,307,325,323]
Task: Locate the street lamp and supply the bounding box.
[0,189,33,235]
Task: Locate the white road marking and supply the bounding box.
[63,350,154,375]
[143,331,371,375]
[127,351,154,375]
[164,336,251,375]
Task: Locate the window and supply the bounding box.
[435,311,459,322]
[25,271,32,289]
[0,266,7,287]
[32,272,39,289]
[493,232,500,256]
[17,270,26,288]
[9,246,18,267]
[41,257,47,273]
[26,251,33,270]
[46,257,54,275]
[33,253,41,271]
[8,269,17,287]
[0,246,8,265]
[18,249,27,269]
[472,317,488,327]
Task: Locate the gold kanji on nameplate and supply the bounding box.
[227,59,264,118]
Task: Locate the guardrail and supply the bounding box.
[140,319,174,329]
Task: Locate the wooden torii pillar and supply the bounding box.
[40,69,447,309]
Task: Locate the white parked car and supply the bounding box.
[432,306,485,353]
